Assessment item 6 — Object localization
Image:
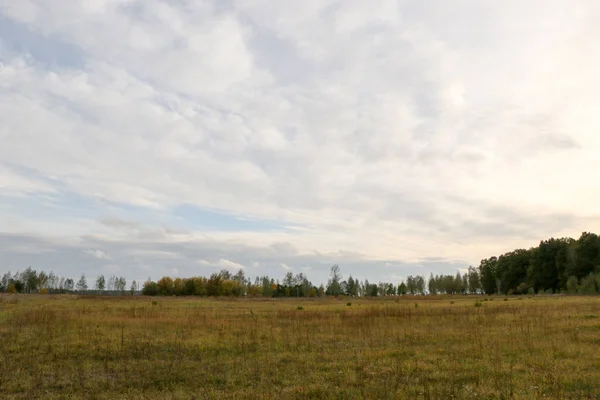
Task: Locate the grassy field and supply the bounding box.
[1,294,599,399]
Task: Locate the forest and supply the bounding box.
[1,232,599,297]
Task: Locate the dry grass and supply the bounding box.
[1,294,599,399]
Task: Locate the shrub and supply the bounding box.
[297,306,304,311]
[566,276,578,294]
[516,282,529,294]
[346,302,352,307]
[152,301,158,306]
[474,301,483,307]
[578,273,597,295]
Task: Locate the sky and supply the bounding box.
[1,0,600,285]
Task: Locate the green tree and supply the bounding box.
[479,257,498,295]
[326,265,342,296]
[142,279,158,296]
[428,273,437,295]
[467,266,481,294]
[566,276,578,294]
[398,281,407,295]
[130,280,138,295]
[76,274,88,292]
[572,232,600,279]
[95,275,106,294]
[496,249,531,294]
[578,273,597,294]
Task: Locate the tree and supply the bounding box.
[566,276,578,294]
[115,277,127,293]
[578,273,597,294]
[528,238,571,293]
[428,273,437,295]
[415,276,425,295]
[95,275,106,293]
[0,271,10,292]
[142,279,158,296]
[398,281,407,295]
[385,283,396,296]
[479,257,498,295]
[22,267,39,293]
[64,278,75,292]
[467,267,481,294]
[130,280,138,295]
[76,275,88,291]
[107,275,117,291]
[326,265,342,296]
[573,232,600,279]
[157,277,174,296]
[496,249,531,294]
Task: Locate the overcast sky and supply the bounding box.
[1,1,600,285]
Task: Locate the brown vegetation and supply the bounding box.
[0,294,599,399]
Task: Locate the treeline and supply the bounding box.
[139,265,440,297]
[0,268,137,295]
[2,232,599,297]
[478,232,600,295]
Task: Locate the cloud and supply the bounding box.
[1,1,600,283]
[84,249,111,260]
[280,263,291,271]
[199,258,245,271]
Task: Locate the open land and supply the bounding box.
[1,294,599,399]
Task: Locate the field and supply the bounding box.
[1,295,599,399]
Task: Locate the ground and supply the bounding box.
[1,294,599,399]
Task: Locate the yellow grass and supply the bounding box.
[0,294,599,399]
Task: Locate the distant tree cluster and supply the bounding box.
[0,267,134,295]
[477,232,600,295]
[2,232,599,297]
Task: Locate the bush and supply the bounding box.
[566,276,579,294]
[516,282,529,294]
[504,298,508,302]
[152,301,158,306]
[297,306,304,311]
[578,273,597,295]
[474,301,483,307]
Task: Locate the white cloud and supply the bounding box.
[198,259,244,271]
[1,1,600,282]
[280,263,291,271]
[84,249,111,260]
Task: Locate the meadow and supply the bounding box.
[0,294,599,399]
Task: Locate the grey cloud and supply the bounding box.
[0,232,467,284]
[1,0,600,281]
